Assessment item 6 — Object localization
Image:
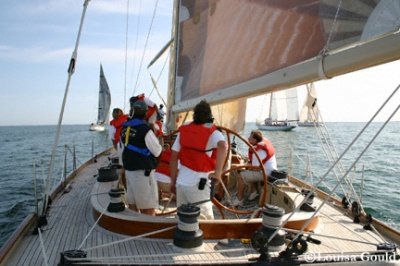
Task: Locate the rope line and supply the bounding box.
[267,82,400,246]
[132,0,159,96]
[319,210,384,244]
[128,0,141,111]
[38,228,50,266]
[289,96,400,245]
[83,225,176,252]
[42,0,90,216]
[77,204,107,250]
[123,0,130,111]
[66,246,255,263]
[283,227,380,247]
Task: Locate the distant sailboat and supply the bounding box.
[256,88,299,131]
[89,64,111,132]
[298,83,323,127]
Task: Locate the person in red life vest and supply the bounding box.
[121,101,162,215]
[232,130,277,207]
[129,93,158,124]
[155,144,173,200]
[109,108,129,150]
[169,100,228,220]
[109,108,129,187]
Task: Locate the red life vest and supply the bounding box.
[110,114,129,145]
[155,149,172,176]
[179,123,217,172]
[136,94,157,121]
[154,120,164,137]
[248,138,275,165]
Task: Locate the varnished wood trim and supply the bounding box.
[93,208,261,239]
[93,209,318,240]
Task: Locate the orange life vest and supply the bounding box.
[155,149,172,176]
[179,123,217,172]
[248,138,275,165]
[110,114,129,145]
[154,120,164,137]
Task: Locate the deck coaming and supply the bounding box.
[4,153,399,265]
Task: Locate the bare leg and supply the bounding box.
[140,208,156,216]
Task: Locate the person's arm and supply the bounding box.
[213,140,228,183]
[169,135,180,194]
[169,150,179,194]
[144,130,162,157]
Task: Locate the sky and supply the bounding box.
[0,0,399,126]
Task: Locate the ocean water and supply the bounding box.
[0,125,110,247]
[0,123,399,248]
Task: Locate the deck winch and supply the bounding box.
[268,170,288,184]
[300,189,315,212]
[173,204,204,250]
[97,166,118,182]
[107,188,125,212]
[251,204,286,260]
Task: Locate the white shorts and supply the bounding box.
[117,143,124,165]
[155,172,171,183]
[176,181,213,220]
[125,170,159,209]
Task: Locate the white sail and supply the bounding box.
[269,91,295,122]
[90,64,111,131]
[299,83,322,126]
[97,64,111,124]
[285,88,299,122]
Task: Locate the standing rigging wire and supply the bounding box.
[42,0,91,218]
[128,0,142,111]
[123,0,130,112]
[148,52,169,105]
[132,0,160,97]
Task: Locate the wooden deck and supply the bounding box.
[2,152,399,265]
[2,154,259,265]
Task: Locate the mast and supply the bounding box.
[268,93,273,121]
[166,0,180,131]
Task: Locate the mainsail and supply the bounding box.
[97,64,111,125]
[168,0,400,131]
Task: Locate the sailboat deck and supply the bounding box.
[3,153,397,265]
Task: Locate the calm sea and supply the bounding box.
[0,122,399,247]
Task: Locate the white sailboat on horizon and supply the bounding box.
[89,64,111,132]
[256,88,299,131]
